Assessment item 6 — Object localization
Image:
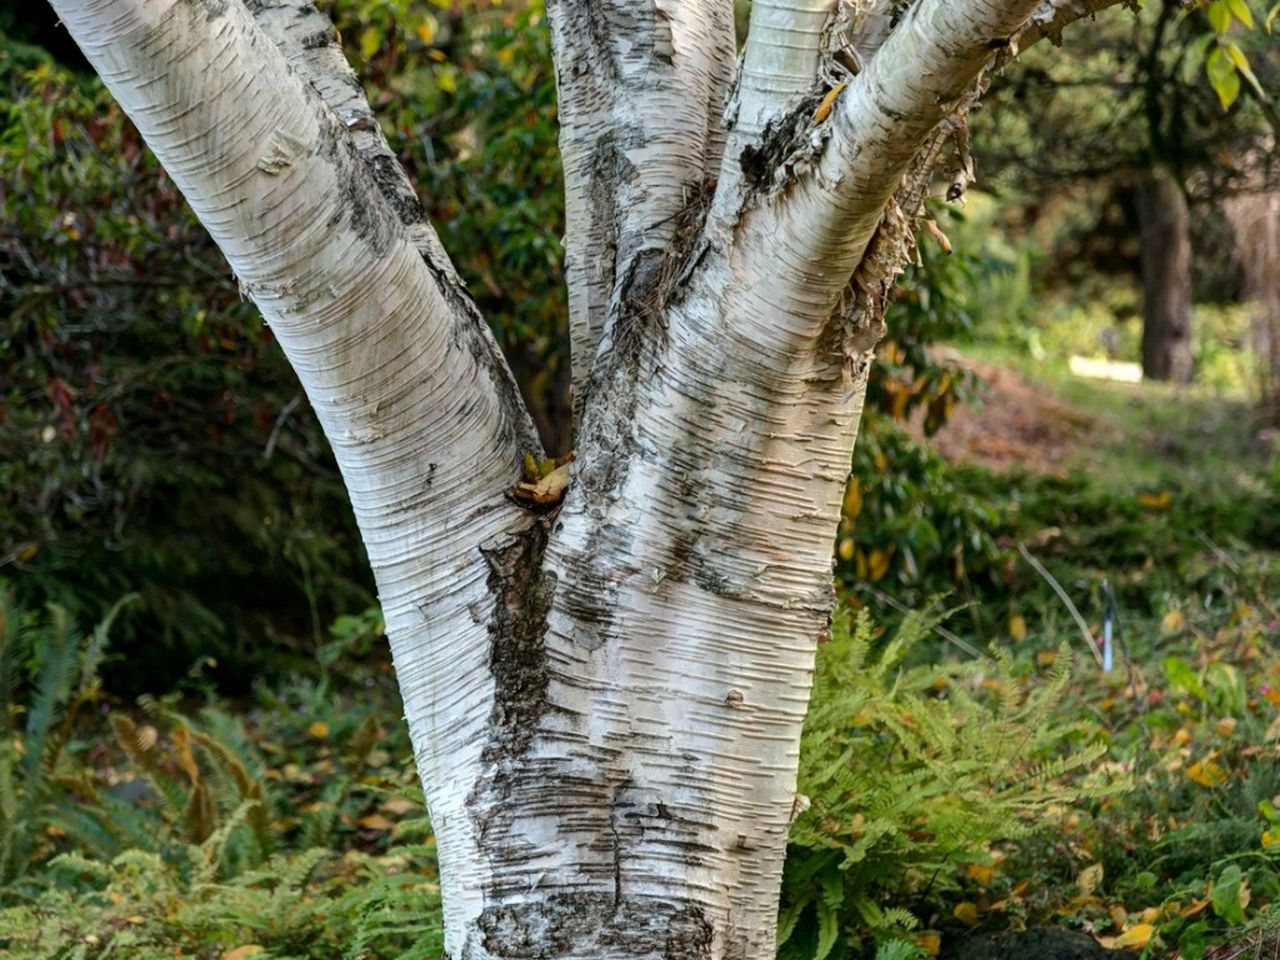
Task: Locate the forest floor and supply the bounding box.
[910,345,1280,487]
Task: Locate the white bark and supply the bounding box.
[48,0,1134,956]
[44,0,539,938]
[547,0,736,426]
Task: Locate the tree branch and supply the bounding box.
[546,0,736,426]
[47,0,540,908]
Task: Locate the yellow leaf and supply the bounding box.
[1111,923,1154,950]
[1186,759,1228,788]
[1180,898,1211,918]
[868,548,892,582]
[1263,829,1280,850]
[359,813,396,831]
[359,27,381,61]
[221,948,266,960]
[1215,717,1238,736]
[953,902,980,927]
[813,81,848,123]
[837,538,855,563]
[1172,727,1192,747]
[1077,862,1104,898]
[309,720,330,740]
[125,915,144,925]
[967,863,995,886]
[415,16,437,44]
[1138,491,1173,511]
[382,796,418,816]
[1009,615,1028,641]
[842,478,863,520]
[1161,610,1187,634]
[1036,650,1059,668]
[914,933,941,957]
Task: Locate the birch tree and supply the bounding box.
[48,0,1129,955]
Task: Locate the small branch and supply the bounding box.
[261,393,303,462]
[859,584,991,660]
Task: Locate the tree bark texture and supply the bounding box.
[1137,166,1194,384]
[47,0,1132,955]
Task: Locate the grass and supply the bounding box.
[959,340,1276,490]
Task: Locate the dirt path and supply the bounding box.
[908,351,1114,474]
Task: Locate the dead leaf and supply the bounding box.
[813,81,848,123]
[1077,862,1104,898]
[358,813,396,831]
[222,948,266,960]
[512,463,571,506]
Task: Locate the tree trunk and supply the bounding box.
[46,0,1132,955]
[1136,167,1194,384]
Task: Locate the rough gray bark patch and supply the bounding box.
[479,522,556,759]
[475,894,713,960]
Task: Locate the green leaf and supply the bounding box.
[1222,39,1250,69]
[1182,32,1216,84]
[816,897,840,960]
[1206,48,1242,108]
[1163,656,1205,700]
[1207,0,1233,32]
[1226,0,1255,27]
[1211,865,1247,925]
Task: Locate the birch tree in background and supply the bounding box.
[47,0,1131,955]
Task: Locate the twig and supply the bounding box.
[262,394,303,461]
[1017,542,1105,669]
[858,584,990,660]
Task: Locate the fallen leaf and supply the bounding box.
[953,902,980,927]
[1186,759,1228,788]
[1111,923,1154,950]
[1138,491,1173,511]
[309,720,330,740]
[914,932,941,957]
[1180,898,1211,918]
[358,813,396,831]
[221,948,265,960]
[1077,862,1104,898]
[813,81,848,123]
[967,863,995,886]
[1215,717,1238,736]
[1009,615,1027,641]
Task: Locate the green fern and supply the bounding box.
[779,608,1124,958]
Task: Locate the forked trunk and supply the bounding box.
[47,0,1133,955]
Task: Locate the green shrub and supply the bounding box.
[778,609,1119,958]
